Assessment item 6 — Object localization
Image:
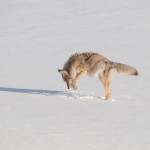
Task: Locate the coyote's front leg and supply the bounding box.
[71,70,87,90]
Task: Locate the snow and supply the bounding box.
[0,0,150,149]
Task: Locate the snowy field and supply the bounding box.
[0,0,150,149]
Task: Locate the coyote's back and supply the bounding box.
[63,52,110,77]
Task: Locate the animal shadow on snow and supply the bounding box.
[0,87,74,97]
[0,87,103,100]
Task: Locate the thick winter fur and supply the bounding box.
[58,52,138,100]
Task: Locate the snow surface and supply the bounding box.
[0,0,150,150]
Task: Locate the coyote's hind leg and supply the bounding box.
[104,79,111,100]
[99,69,113,100]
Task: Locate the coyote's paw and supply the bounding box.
[71,80,78,90]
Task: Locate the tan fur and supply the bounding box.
[58,52,138,100]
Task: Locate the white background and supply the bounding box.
[0,0,150,149]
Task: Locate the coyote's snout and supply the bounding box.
[58,52,138,100]
[58,69,73,89]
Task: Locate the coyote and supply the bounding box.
[58,52,138,100]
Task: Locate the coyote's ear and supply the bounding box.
[58,69,69,75]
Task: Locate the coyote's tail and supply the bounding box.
[113,62,138,76]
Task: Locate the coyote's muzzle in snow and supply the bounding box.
[58,52,138,100]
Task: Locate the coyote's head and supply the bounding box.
[58,69,72,89]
